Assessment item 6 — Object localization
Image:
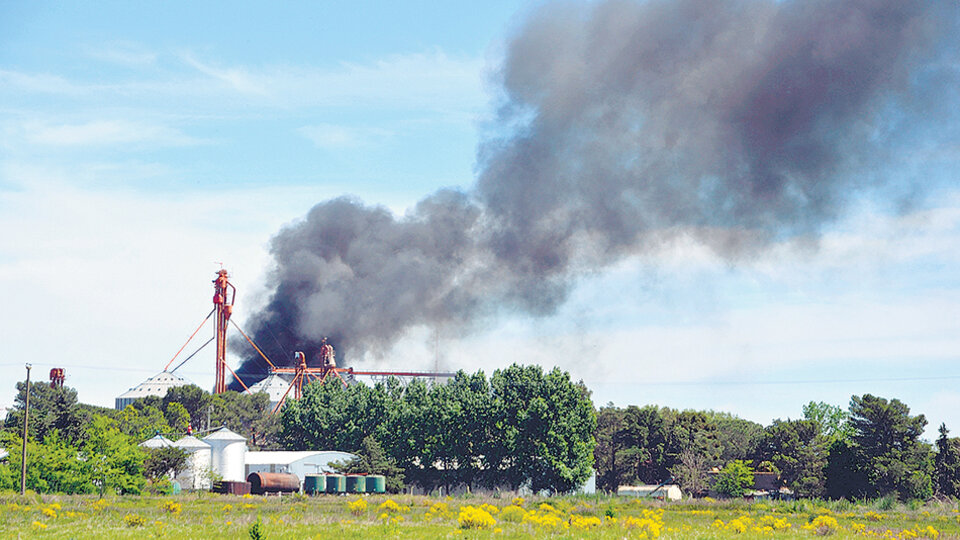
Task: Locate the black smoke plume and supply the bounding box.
[233,0,958,386]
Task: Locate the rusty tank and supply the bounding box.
[246,472,300,495]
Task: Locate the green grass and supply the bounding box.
[1,491,958,539]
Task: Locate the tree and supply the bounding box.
[144,446,189,481]
[663,409,722,472]
[714,460,754,498]
[671,449,709,496]
[594,404,669,492]
[934,424,960,497]
[487,365,596,493]
[83,415,146,496]
[4,382,88,445]
[843,394,933,500]
[333,435,404,493]
[708,412,764,464]
[803,401,853,444]
[115,404,170,441]
[759,419,828,498]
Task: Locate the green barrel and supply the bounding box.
[366,475,386,494]
[345,475,366,493]
[325,474,346,494]
[304,475,326,495]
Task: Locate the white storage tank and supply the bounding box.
[173,435,212,490]
[203,427,247,482]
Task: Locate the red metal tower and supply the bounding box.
[212,268,235,394]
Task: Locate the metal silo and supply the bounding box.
[173,435,212,490]
[203,427,247,482]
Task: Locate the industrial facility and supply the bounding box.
[138,426,366,495]
[115,269,453,411]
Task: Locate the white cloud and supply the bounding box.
[21,119,203,147]
[298,124,393,149]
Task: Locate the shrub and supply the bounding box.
[124,513,147,528]
[347,498,367,516]
[807,515,839,536]
[160,499,182,515]
[500,505,526,523]
[715,460,755,498]
[458,505,497,529]
[249,517,267,540]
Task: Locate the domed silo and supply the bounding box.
[173,435,212,490]
[139,433,174,449]
[203,427,247,482]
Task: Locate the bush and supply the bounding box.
[458,505,496,529]
[715,460,755,498]
[124,513,146,528]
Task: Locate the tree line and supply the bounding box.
[0,381,277,494]
[596,395,960,500]
[3,366,960,502]
[278,364,597,494]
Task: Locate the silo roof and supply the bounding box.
[203,426,246,442]
[140,434,175,448]
[173,435,211,449]
[117,371,190,400]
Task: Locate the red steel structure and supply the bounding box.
[49,368,65,389]
[212,269,236,394]
[162,268,455,407]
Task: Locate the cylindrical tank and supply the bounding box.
[203,427,247,482]
[345,475,366,493]
[304,475,326,495]
[173,436,212,490]
[247,472,300,495]
[365,475,386,494]
[325,474,346,494]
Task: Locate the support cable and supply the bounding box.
[170,337,215,373]
[229,319,278,370]
[223,362,251,394]
[163,309,215,371]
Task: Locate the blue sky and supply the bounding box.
[2,1,960,440]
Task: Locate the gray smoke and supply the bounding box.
[235,0,958,383]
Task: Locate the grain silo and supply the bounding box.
[203,427,247,482]
[173,435,212,490]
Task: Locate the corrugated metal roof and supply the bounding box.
[244,451,356,465]
[116,371,190,400]
[247,374,292,403]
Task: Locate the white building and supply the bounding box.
[115,371,190,410]
[203,427,247,482]
[173,435,212,490]
[617,484,683,500]
[244,451,357,481]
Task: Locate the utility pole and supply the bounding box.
[20,363,31,496]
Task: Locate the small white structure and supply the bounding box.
[0,448,8,461]
[244,451,357,481]
[173,435,212,490]
[203,427,247,482]
[618,484,683,500]
[247,374,293,411]
[115,371,190,410]
[139,434,175,449]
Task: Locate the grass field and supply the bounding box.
[2,492,958,539]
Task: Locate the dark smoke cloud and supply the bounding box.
[234,0,958,385]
